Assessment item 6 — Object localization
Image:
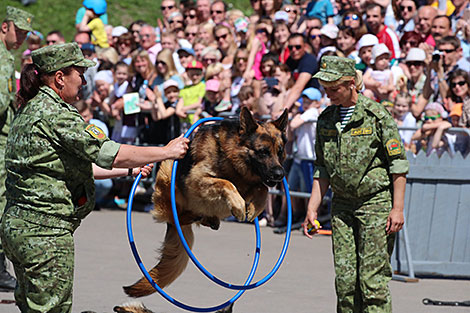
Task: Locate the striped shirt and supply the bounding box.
[339,106,355,131]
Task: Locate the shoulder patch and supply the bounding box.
[386,139,401,156]
[85,124,106,139]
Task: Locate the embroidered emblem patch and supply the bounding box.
[386,139,401,156]
[8,78,12,93]
[85,124,106,139]
[351,127,372,136]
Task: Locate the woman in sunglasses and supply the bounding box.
[340,9,367,40]
[447,69,470,127]
[395,0,417,38]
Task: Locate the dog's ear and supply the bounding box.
[272,109,288,132]
[239,107,258,135]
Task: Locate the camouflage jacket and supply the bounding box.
[5,86,121,229]
[0,40,16,141]
[314,94,409,199]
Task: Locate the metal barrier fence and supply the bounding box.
[113,117,470,278]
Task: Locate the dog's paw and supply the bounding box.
[245,202,257,222]
[227,190,246,221]
[201,216,220,230]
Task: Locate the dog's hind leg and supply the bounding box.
[123,223,194,297]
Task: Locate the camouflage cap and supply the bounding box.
[5,6,34,32]
[313,56,356,82]
[32,43,96,73]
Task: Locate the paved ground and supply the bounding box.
[0,209,468,313]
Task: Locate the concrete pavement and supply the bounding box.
[0,209,468,312]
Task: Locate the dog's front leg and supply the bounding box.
[244,185,268,222]
[186,175,246,222]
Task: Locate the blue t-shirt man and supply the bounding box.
[306,0,334,25]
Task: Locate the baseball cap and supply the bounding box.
[320,24,339,40]
[82,0,107,15]
[5,6,34,32]
[356,34,379,50]
[112,26,128,37]
[405,48,426,63]
[274,11,289,23]
[313,56,356,82]
[234,17,249,33]
[450,102,462,117]
[370,43,390,65]
[186,60,203,70]
[94,70,113,84]
[301,88,322,101]
[81,43,95,52]
[32,43,96,73]
[206,79,220,92]
[163,79,179,90]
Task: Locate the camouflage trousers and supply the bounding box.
[331,190,395,313]
[0,135,7,254]
[0,209,74,313]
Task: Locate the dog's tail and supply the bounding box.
[123,223,194,297]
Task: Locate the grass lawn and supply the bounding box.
[1,0,252,69]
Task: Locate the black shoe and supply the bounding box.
[0,270,16,291]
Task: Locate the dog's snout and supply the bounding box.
[271,166,285,181]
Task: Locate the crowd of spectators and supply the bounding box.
[16,0,470,228]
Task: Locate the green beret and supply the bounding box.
[5,6,34,32]
[313,56,356,82]
[31,43,96,73]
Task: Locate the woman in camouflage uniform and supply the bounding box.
[0,43,189,313]
[302,56,409,313]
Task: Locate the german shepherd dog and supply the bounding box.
[123,107,288,298]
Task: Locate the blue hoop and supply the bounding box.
[126,116,292,312]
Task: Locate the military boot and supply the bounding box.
[0,253,16,291]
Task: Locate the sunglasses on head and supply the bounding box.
[451,80,467,88]
[288,44,302,51]
[161,5,175,10]
[211,10,223,14]
[424,114,440,121]
[344,14,359,21]
[400,5,413,11]
[215,33,228,41]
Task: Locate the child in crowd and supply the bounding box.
[393,92,417,150]
[448,104,470,156]
[411,102,452,156]
[356,34,379,73]
[274,88,322,231]
[149,79,182,145]
[237,85,266,118]
[111,61,129,101]
[177,60,206,131]
[77,7,110,48]
[363,43,395,102]
[22,31,43,57]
